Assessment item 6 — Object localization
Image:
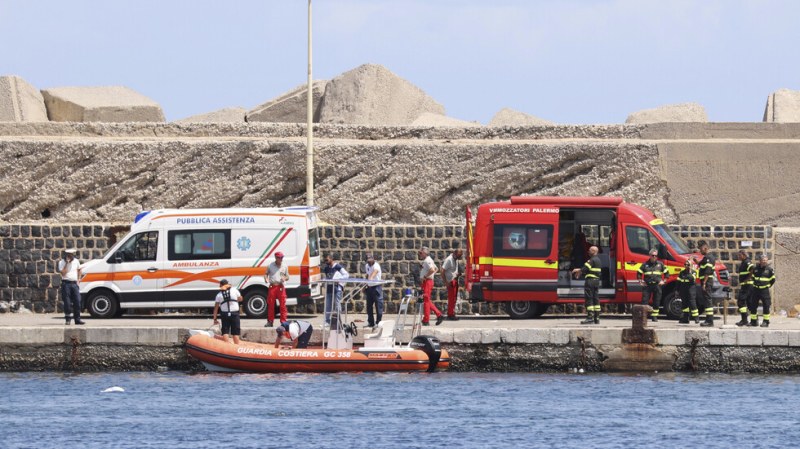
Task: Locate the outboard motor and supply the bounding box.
[410,335,442,372]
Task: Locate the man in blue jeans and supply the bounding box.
[58,249,85,325]
[323,253,348,326]
[364,254,383,328]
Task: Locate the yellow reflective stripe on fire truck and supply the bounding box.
[649,218,664,225]
[478,257,557,269]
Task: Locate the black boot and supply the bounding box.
[749,319,759,327]
[736,314,749,326]
[694,315,700,324]
[650,314,658,323]
[678,313,689,324]
[700,315,714,327]
[580,314,595,324]
[65,317,72,325]
[593,311,600,324]
[760,320,770,328]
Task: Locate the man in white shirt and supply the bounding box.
[364,254,383,328]
[418,247,443,326]
[212,279,243,344]
[442,248,464,320]
[58,248,84,325]
[264,251,290,328]
[274,319,314,349]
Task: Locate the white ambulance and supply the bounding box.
[79,207,322,318]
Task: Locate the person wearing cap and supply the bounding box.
[571,245,601,324]
[213,279,243,344]
[323,253,349,327]
[264,251,290,328]
[274,319,314,349]
[750,254,776,327]
[418,247,444,326]
[442,247,464,321]
[364,253,383,328]
[58,248,85,325]
[677,259,700,324]
[637,248,667,322]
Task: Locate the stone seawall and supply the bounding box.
[0,223,781,315]
[2,325,800,373]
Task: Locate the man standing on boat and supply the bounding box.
[571,245,601,324]
[418,247,444,326]
[323,253,349,327]
[264,251,289,328]
[213,279,242,344]
[364,253,384,329]
[274,320,314,349]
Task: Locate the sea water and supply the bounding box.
[1,371,798,449]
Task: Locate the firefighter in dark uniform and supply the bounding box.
[637,248,667,322]
[677,259,700,324]
[750,254,776,327]
[736,250,755,327]
[697,241,716,327]
[571,245,601,324]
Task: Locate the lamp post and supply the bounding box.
[306,0,314,206]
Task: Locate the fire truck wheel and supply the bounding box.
[506,301,541,319]
[661,292,683,320]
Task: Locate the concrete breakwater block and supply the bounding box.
[41,86,165,122]
[488,108,554,127]
[246,81,327,123]
[603,343,675,372]
[764,88,800,123]
[625,102,708,124]
[319,64,445,125]
[0,75,48,122]
[176,107,246,123]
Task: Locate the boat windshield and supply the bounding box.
[653,224,691,254]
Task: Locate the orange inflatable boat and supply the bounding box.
[185,332,450,373]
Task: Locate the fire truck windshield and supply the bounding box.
[653,224,691,254]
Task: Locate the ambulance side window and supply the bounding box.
[168,229,231,260]
[625,226,660,256]
[114,232,158,263]
[308,228,320,258]
[493,224,553,257]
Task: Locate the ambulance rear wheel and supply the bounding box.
[87,289,119,318]
[243,289,268,318]
[506,301,541,319]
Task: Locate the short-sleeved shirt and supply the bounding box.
[58,258,80,282]
[420,256,436,280]
[287,320,312,339]
[442,254,460,283]
[215,287,242,313]
[267,262,289,285]
[365,261,381,281]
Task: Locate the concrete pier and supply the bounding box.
[2,312,800,373]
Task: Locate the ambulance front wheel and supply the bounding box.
[87,289,119,318]
[243,288,268,318]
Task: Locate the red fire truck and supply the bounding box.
[465,196,730,319]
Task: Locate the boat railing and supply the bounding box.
[319,278,395,350]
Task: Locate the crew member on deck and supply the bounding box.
[274,320,314,349]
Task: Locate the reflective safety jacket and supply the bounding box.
[581,256,602,279]
[738,258,754,286]
[638,259,667,284]
[677,267,696,285]
[698,253,716,280]
[753,265,776,289]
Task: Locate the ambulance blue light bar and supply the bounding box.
[134,211,151,223]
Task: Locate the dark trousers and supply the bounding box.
[701,280,714,316]
[678,285,697,311]
[737,284,753,315]
[297,325,313,348]
[365,285,383,326]
[584,278,600,311]
[641,284,662,310]
[751,289,771,319]
[61,281,81,320]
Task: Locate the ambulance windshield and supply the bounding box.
[653,224,691,254]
